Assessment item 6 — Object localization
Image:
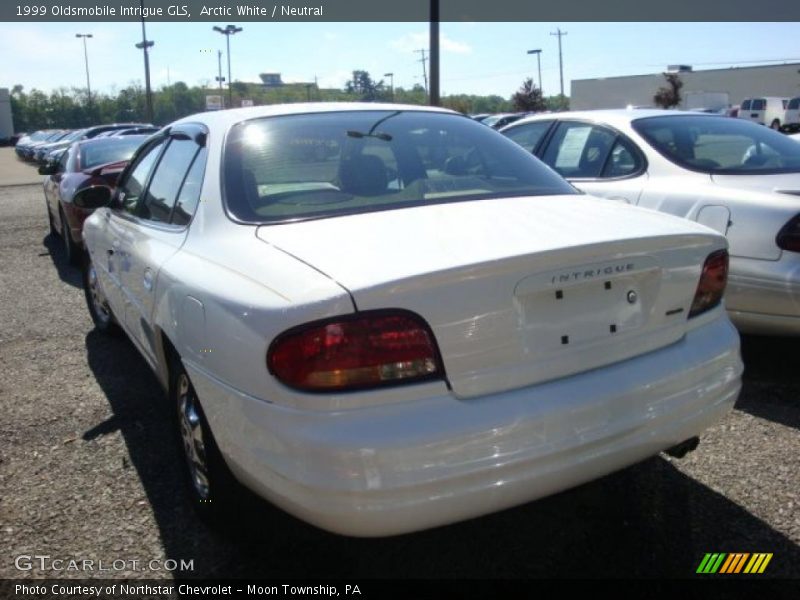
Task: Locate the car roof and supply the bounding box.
[503,108,729,130]
[170,102,457,130]
[75,134,150,148]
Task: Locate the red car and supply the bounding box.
[41,135,151,264]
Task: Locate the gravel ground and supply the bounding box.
[0,182,798,581]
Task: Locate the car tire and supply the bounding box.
[82,252,121,335]
[770,119,781,131]
[170,356,240,524]
[46,202,57,236]
[60,207,81,266]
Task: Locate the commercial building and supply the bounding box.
[571,63,800,110]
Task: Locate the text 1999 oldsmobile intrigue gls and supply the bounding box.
[77,104,742,536]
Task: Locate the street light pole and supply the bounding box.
[527,49,542,95]
[213,25,243,107]
[215,49,225,104]
[75,34,93,103]
[134,0,154,123]
[384,72,394,101]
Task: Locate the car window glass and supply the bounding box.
[789,98,800,110]
[137,138,200,223]
[503,121,553,153]
[171,147,207,226]
[602,138,642,178]
[752,99,766,111]
[224,111,576,223]
[633,115,800,173]
[118,140,166,215]
[542,122,616,178]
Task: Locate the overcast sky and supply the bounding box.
[2,22,798,97]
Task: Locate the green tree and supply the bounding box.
[345,70,387,102]
[545,95,570,111]
[511,78,547,112]
[653,73,683,109]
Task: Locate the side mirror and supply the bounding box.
[73,185,113,209]
[38,163,57,175]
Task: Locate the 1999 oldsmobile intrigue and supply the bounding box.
[77,104,742,536]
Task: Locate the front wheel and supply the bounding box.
[60,208,81,266]
[82,253,120,335]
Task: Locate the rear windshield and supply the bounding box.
[223,110,576,223]
[632,114,800,174]
[79,137,147,170]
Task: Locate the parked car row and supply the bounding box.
[16,123,157,166]
[472,111,543,129]
[41,134,152,265]
[36,103,751,539]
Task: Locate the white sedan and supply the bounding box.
[78,103,742,536]
[502,110,800,336]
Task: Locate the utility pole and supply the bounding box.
[215,49,225,104]
[75,33,93,104]
[429,0,439,106]
[550,28,567,100]
[135,0,154,123]
[527,49,542,96]
[415,49,428,98]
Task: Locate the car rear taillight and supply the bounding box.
[689,249,729,318]
[776,214,800,253]
[267,310,444,392]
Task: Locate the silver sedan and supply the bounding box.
[502,110,800,336]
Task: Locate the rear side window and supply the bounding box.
[502,121,554,153]
[603,139,643,178]
[751,99,766,110]
[171,147,207,226]
[137,138,201,223]
[788,98,800,110]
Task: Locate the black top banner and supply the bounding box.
[3,0,800,22]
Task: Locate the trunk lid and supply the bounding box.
[257,196,725,398]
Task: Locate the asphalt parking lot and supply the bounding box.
[0,174,798,580]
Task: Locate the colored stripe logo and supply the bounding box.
[696,553,773,574]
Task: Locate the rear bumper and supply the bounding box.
[727,255,800,335]
[187,316,742,536]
